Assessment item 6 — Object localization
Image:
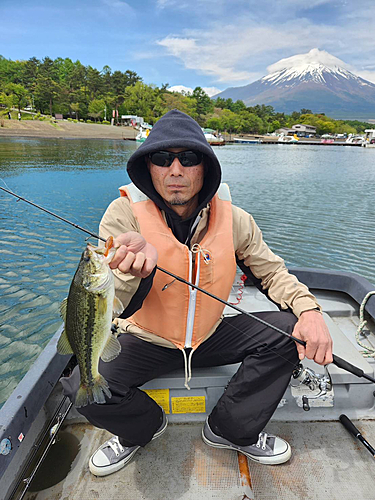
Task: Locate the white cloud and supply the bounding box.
[156,0,180,7]
[158,34,262,83]
[203,86,223,97]
[157,21,338,84]
[101,0,134,14]
[168,85,222,96]
[168,85,193,94]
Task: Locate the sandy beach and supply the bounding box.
[0,119,137,140]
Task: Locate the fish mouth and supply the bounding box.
[85,238,116,264]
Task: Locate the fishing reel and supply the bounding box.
[291,363,333,411]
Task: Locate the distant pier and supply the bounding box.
[224,135,363,146]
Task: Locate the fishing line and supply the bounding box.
[0,185,303,345]
[1,186,374,383]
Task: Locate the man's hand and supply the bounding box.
[292,310,333,365]
[109,232,158,278]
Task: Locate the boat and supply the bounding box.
[135,125,152,143]
[233,137,262,144]
[278,133,299,143]
[362,129,375,148]
[345,133,365,145]
[1,267,375,499]
[203,129,225,146]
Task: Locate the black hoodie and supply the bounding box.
[126,109,222,245]
[119,110,223,319]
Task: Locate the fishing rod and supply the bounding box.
[1,185,374,385]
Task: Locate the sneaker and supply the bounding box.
[89,411,168,476]
[202,419,291,465]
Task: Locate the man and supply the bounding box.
[62,109,333,477]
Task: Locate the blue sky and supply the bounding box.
[2,0,375,94]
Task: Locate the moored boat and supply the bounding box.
[233,137,262,144]
[278,133,299,143]
[1,267,375,499]
[203,129,225,146]
[135,125,152,143]
[346,133,365,145]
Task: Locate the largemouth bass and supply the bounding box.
[57,237,123,407]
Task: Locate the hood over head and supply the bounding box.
[126,109,222,223]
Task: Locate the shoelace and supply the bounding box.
[107,436,124,457]
[255,432,268,450]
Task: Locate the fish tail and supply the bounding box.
[74,375,112,408]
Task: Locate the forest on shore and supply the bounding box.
[0,55,371,136]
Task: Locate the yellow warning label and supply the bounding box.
[171,396,206,414]
[144,389,170,414]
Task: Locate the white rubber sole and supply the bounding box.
[89,445,140,477]
[201,429,291,465]
[89,415,168,477]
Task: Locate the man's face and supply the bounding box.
[148,148,205,218]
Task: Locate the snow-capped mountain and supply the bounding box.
[214,49,375,119]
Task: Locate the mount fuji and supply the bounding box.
[214,49,375,119]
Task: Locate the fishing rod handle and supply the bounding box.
[339,414,360,438]
[332,354,365,378]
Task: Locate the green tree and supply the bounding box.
[21,57,39,89]
[88,98,106,121]
[220,109,237,134]
[87,66,103,100]
[33,57,61,115]
[122,82,158,122]
[70,102,81,121]
[270,120,281,132]
[232,100,246,113]
[234,111,264,133]
[4,83,29,111]
[206,117,222,131]
[162,92,196,116]
[191,87,214,124]
[0,92,13,113]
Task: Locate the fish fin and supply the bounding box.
[59,298,68,321]
[92,374,112,403]
[101,334,121,362]
[112,296,124,317]
[74,375,112,408]
[75,385,90,408]
[56,329,74,355]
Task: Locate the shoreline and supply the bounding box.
[0,120,137,140]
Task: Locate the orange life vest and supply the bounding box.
[119,183,237,350]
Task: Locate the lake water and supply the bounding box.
[0,137,374,406]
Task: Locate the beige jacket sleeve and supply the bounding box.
[99,196,142,310]
[232,205,321,317]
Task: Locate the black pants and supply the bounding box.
[61,311,298,447]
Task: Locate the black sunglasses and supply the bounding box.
[148,150,203,167]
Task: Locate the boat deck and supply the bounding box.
[23,420,375,500]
